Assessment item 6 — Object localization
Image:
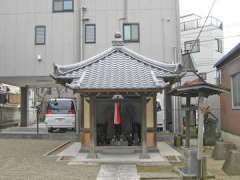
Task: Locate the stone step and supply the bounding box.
[0,121,18,128]
[101,148,136,154]
[139,172,180,179]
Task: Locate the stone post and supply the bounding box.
[185,96,191,148]
[197,93,205,178]
[20,86,28,127]
[75,93,81,136]
[139,96,150,159]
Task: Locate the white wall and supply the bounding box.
[0,0,80,79]
[83,0,180,64]
[181,26,224,84]
[0,0,181,87]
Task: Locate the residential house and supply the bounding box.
[215,43,240,148]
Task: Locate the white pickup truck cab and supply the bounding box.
[45,98,76,132]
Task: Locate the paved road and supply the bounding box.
[0,139,99,180]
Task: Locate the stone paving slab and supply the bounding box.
[157,142,182,157]
[97,164,139,180]
[57,142,81,157]
[139,172,180,179]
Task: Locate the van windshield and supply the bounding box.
[47,100,75,114]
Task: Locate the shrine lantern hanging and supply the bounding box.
[112,95,124,125]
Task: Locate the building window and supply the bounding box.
[216,38,223,53]
[184,39,200,53]
[53,0,74,12]
[35,26,46,45]
[216,70,221,85]
[232,73,240,109]
[199,72,207,80]
[85,24,96,43]
[123,23,140,42]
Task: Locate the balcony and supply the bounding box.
[180,16,223,32]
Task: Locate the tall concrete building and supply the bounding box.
[180,14,224,120]
[0,0,181,128]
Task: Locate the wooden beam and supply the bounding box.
[87,96,97,159]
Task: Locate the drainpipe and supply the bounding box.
[123,0,128,21]
[79,0,84,61]
[161,18,166,60]
[175,0,181,64]
[119,0,128,32]
[173,0,182,134]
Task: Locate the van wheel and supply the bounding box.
[59,128,67,133]
[48,128,53,133]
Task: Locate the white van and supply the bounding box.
[45,98,76,132]
[156,100,164,131]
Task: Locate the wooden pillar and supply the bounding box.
[185,96,191,148]
[140,96,150,159]
[197,93,205,178]
[87,96,97,159]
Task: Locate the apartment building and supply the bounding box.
[180,13,224,120]
[0,0,181,128]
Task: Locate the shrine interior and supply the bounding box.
[96,97,142,146]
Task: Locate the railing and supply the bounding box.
[181,16,223,32]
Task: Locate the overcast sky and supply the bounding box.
[180,0,240,52]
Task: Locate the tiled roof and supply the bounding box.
[215,43,240,68]
[52,46,181,91]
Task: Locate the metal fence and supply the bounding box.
[181,16,223,32]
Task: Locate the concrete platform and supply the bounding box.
[68,152,169,165]
[0,127,48,138]
[0,126,48,134]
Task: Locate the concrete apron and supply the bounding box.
[67,142,181,165]
[68,152,169,166]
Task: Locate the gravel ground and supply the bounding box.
[0,139,99,180]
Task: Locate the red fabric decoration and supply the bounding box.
[114,102,121,125]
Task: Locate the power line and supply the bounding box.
[186,0,218,83]
[190,0,218,53]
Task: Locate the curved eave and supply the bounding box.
[70,88,162,94]
[53,46,181,76]
[168,83,230,97]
